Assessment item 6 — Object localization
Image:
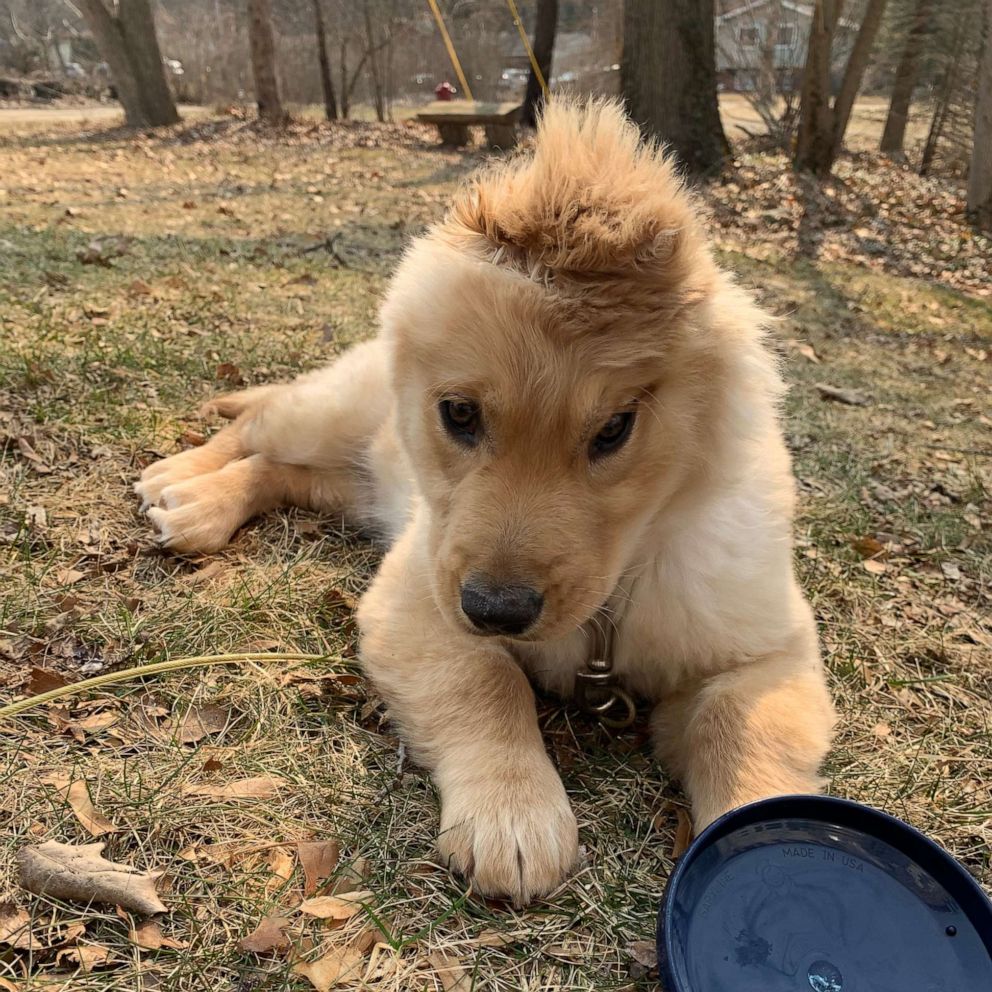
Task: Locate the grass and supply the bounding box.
[0,112,990,991]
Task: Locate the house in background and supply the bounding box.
[716,0,856,92]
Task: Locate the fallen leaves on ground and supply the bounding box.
[40,775,118,837]
[181,775,285,800]
[292,946,367,991]
[16,841,167,915]
[55,943,112,971]
[239,913,291,954]
[429,951,472,991]
[298,840,340,897]
[175,702,230,743]
[130,919,187,951]
[298,890,372,920]
[704,150,991,298]
[27,667,69,694]
[0,902,40,950]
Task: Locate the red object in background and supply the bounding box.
[434,81,456,101]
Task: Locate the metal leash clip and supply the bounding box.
[576,656,637,730]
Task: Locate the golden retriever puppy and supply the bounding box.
[136,100,835,905]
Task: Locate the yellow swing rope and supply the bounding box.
[504,0,550,98]
[0,652,341,721]
[425,0,474,100]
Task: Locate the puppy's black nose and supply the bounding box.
[460,576,543,636]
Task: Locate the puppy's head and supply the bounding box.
[382,101,746,641]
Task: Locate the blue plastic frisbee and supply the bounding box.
[658,795,992,992]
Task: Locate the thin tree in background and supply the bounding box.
[831,0,888,156]
[622,0,728,176]
[796,0,889,175]
[880,0,934,155]
[968,0,992,226]
[247,0,285,122]
[520,0,559,128]
[77,0,179,128]
[918,15,967,175]
[312,0,338,120]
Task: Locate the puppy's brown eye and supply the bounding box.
[440,398,481,446]
[591,411,635,459]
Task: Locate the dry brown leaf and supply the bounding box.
[332,857,368,895]
[72,710,120,734]
[266,847,296,897]
[850,535,885,558]
[181,775,285,800]
[672,806,693,859]
[184,559,225,585]
[429,951,472,991]
[55,943,112,971]
[59,922,86,945]
[239,914,291,954]
[863,559,888,575]
[626,940,658,968]
[297,840,340,897]
[873,721,892,739]
[130,920,187,951]
[175,703,230,744]
[298,890,372,920]
[0,902,41,950]
[28,667,69,695]
[474,928,513,947]
[788,338,821,364]
[215,362,244,385]
[16,841,166,915]
[291,947,366,990]
[41,776,118,837]
[56,568,86,586]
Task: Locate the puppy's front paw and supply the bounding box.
[437,764,578,905]
[146,478,237,554]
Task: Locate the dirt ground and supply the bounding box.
[0,112,989,991]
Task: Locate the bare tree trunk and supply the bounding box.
[968,0,992,226]
[795,0,842,175]
[621,0,728,176]
[77,0,179,128]
[919,17,966,175]
[521,0,558,128]
[362,1,386,123]
[247,0,285,123]
[832,0,887,157]
[880,0,933,155]
[313,0,338,121]
[339,40,350,118]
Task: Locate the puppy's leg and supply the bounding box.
[137,339,394,551]
[358,525,578,905]
[147,454,336,554]
[652,625,835,831]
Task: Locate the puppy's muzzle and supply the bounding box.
[460,575,543,636]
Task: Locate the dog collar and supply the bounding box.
[575,594,637,730]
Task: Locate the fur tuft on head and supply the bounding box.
[443,99,708,296]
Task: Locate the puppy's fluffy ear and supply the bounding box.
[446,99,705,290]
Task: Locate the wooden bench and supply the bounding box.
[416,101,523,150]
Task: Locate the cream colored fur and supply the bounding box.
[135,101,836,905]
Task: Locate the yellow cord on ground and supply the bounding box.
[505,0,549,98]
[0,652,337,721]
[425,0,474,101]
